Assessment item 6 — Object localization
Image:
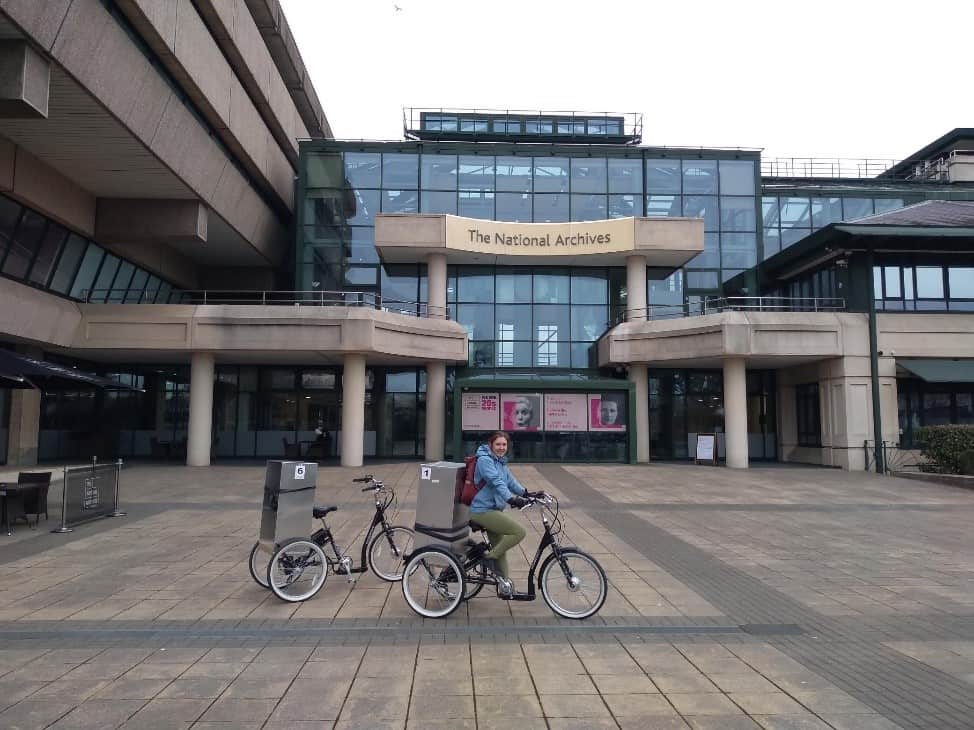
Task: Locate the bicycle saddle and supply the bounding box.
[468,519,486,532]
[313,505,338,518]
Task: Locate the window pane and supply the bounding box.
[780,197,811,228]
[533,157,569,193]
[458,191,494,219]
[458,155,495,190]
[763,228,781,259]
[49,233,87,294]
[646,159,681,193]
[915,266,944,298]
[571,304,608,340]
[495,304,532,340]
[761,197,779,228]
[108,261,135,302]
[457,267,493,302]
[347,189,379,225]
[683,196,718,230]
[570,158,607,194]
[949,267,974,298]
[718,159,755,195]
[571,271,608,304]
[381,264,418,303]
[3,209,46,279]
[883,266,901,298]
[457,303,494,340]
[721,233,757,269]
[648,270,683,308]
[90,253,120,302]
[686,271,719,289]
[343,152,381,188]
[682,159,718,194]
[421,153,457,189]
[534,307,570,340]
[570,194,606,221]
[381,152,418,188]
[495,156,532,192]
[534,193,569,222]
[811,197,843,228]
[27,221,68,287]
[874,198,904,214]
[344,265,377,287]
[496,270,532,303]
[495,192,531,222]
[306,152,343,187]
[533,270,569,303]
[873,267,882,299]
[781,228,811,247]
[125,268,149,303]
[608,158,642,194]
[609,194,641,218]
[646,194,681,217]
[0,195,22,258]
[420,190,457,214]
[842,197,873,221]
[719,197,756,231]
[687,232,720,269]
[381,189,418,213]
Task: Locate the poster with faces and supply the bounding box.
[460,392,500,431]
[500,393,543,432]
[588,393,626,431]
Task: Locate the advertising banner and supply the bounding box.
[461,392,500,431]
[543,393,587,432]
[500,393,543,432]
[588,393,627,431]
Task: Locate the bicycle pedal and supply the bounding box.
[508,592,534,602]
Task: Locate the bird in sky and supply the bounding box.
[393,4,402,11]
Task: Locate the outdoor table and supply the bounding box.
[0,482,32,536]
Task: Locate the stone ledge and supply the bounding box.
[892,471,974,490]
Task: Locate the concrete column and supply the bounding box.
[341,354,367,467]
[7,388,40,466]
[629,365,650,463]
[425,361,446,461]
[186,352,215,466]
[626,255,647,322]
[723,358,748,469]
[427,252,447,319]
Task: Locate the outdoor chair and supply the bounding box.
[19,472,52,526]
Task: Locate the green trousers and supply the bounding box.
[472,509,526,578]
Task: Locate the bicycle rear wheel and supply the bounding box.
[401,547,465,618]
[367,525,414,581]
[267,539,328,602]
[248,542,270,588]
[539,548,607,619]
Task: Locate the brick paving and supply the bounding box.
[1,460,973,727]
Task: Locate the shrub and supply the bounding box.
[915,425,974,474]
[960,449,974,477]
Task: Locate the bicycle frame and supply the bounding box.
[310,485,398,575]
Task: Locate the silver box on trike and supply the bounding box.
[258,460,318,555]
[414,461,468,554]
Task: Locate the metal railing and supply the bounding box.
[863,441,925,475]
[81,290,449,318]
[903,149,974,182]
[617,296,847,323]
[761,157,899,179]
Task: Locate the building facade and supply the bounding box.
[0,0,971,471]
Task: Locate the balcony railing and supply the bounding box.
[81,290,449,318]
[617,296,847,323]
[761,157,898,179]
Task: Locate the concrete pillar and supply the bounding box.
[723,358,748,469]
[186,352,215,466]
[341,354,367,467]
[626,255,647,322]
[629,365,649,463]
[425,361,446,460]
[7,388,40,466]
[427,252,447,319]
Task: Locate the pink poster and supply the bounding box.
[500,393,543,432]
[588,393,627,431]
[543,394,587,432]
[460,392,500,431]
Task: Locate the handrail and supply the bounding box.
[80,289,450,319]
[616,296,847,323]
[761,157,898,179]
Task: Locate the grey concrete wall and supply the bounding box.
[0,278,82,347]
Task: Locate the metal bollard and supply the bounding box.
[108,459,126,518]
[52,465,73,533]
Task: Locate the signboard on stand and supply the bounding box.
[695,433,718,465]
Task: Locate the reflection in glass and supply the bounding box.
[570,158,607,194]
[343,152,381,188]
[495,156,532,192]
[570,194,607,221]
[682,159,718,194]
[533,157,569,192]
[609,194,641,218]
[683,196,718,230]
[382,153,418,188]
[571,271,608,304]
[811,197,843,228]
[780,197,811,227]
[495,192,531,221]
[842,198,873,221]
[534,271,570,303]
[420,190,457,214]
[459,156,495,189]
[496,270,532,303]
[646,195,681,217]
[915,266,944,298]
[421,154,458,189]
[761,197,779,228]
[646,159,681,193]
[28,222,68,287]
[457,268,493,302]
[949,267,974,298]
[534,193,569,222]
[718,160,755,195]
[4,209,45,279]
[608,158,642,194]
[719,197,756,231]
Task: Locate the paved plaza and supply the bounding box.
[2,461,974,729]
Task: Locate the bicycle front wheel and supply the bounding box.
[267,539,329,603]
[401,547,465,618]
[367,526,414,581]
[539,548,607,619]
[248,542,270,588]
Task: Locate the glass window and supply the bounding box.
[608,158,642,194]
[534,270,570,303]
[719,197,756,231]
[571,305,608,340]
[570,158,607,194]
[571,271,608,304]
[306,152,343,188]
[948,267,974,298]
[682,159,718,194]
[646,159,681,193]
[648,270,683,308]
[344,265,378,287]
[796,383,821,447]
[0,195,22,258]
[761,197,779,228]
[495,156,532,192]
[525,119,553,134]
[534,193,569,222]
[494,304,532,340]
[343,152,381,188]
[780,197,812,228]
[763,228,781,259]
[496,270,532,303]
[302,370,336,389]
[883,267,901,298]
[687,233,720,269]
[902,266,914,301]
[686,271,719,289]
[495,192,531,221]
[457,267,493,302]
[874,198,904,214]
[915,266,944,298]
[646,195,681,217]
[157,282,173,303]
[90,252,120,302]
[718,160,755,195]
[535,307,570,339]
[458,191,494,219]
[381,153,418,188]
[842,198,873,221]
[923,392,952,426]
[781,228,811,247]
[347,189,380,225]
[458,156,495,190]
[27,221,68,287]
[381,189,418,213]
[421,154,457,189]
[872,267,882,299]
[49,233,87,295]
[3,209,46,279]
[420,190,457,215]
[108,261,135,302]
[811,197,843,229]
[570,194,606,221]
[381,264,419,303]
[721,233,757,269]
[459,118,488,132]
[609,194,641,218]
[493,119,521,133]
[557,121,585,135]
[533,157,569,193]
[124,269,149,303]
[457,303,494,340]
[683,196,718,230]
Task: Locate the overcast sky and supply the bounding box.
[280,0,971,162]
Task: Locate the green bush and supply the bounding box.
[960,449,974,476]
[915,425,974,474]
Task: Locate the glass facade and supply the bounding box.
[873,260,974,311]
[898,379,974,448]
[0,193,182,303]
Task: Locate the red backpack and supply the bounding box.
[458,455,485,506]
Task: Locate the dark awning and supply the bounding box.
[0,350,144,391]
[898,359,974,383]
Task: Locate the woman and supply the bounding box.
[470,431,543,595]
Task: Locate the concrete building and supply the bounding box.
[0,6,971,471]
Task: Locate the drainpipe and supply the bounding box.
[866,250,884,474]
